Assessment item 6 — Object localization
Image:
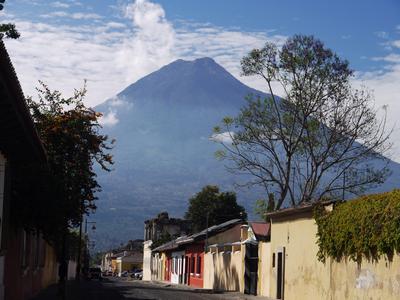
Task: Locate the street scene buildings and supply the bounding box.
[140,194,400,299]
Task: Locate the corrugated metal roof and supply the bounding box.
[264,200,337,219]
[152,218,244,252]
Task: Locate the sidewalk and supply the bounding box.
[31,278,276,300]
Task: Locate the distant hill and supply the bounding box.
[90,57,400,250]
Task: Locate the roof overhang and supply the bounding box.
[265,200,337,221]
[0,41,46,163]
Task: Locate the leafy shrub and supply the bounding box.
[314,190,400,263]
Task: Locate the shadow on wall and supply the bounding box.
[212,252,240,292]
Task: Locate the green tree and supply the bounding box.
[0,1,20,39]
[254,193,275,220]
[214,35,391,210]
[185,185,247,233]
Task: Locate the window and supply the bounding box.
[196,256,201,275]
[190,257,195,274]
[21,230,27,268]
[175,258,178,274]
[39,236,45,267]
[33,232,40,270]
[272,253,276,268]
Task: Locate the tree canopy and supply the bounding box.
[214,35,391,211]
[23,82,114,244]
[0,1,20,39]
[185,185,247,233]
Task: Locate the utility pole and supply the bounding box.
[342,171,346,201]
[204,212,209,252]
[84,219,96,277]
[76,213,83,281]
[292,166,295,199]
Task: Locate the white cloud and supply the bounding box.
[70,12,102,20]
[115,0,176,85]
[51,1,70,8]
[375,31,389,39]
[108,95,133,109]
[392,40,400,49]
[106,22,127,29]
[354,54,400,162]
[210,132,234,144]
[40,11,102,20]
[40,11,68,18]
[372,53,400,63]
[99,110,119,126]
[4,20,126,107]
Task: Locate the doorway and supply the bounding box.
[244,243,258,295]
[276,247,285,300]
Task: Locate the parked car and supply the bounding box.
[102,270,113,277]
[136,271,143,280]
[130,269,143,279]
[120,271,129,277]
[88,267,102,280]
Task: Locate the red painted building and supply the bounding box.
[152,219,245,289]
[184,242,204,288]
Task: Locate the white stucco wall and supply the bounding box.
[143,240,152,281]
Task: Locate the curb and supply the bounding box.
[146,280,215,293]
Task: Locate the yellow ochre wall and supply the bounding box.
[203,224,244,291]
[204,248,242,291]
[257,241,271,297]
[41,242,58,289]
[270,211,400,300]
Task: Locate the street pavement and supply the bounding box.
[31,277,273,300]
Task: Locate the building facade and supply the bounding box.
[143,212,190,281]
[266,200,400,300]
[0,41,59,300]
[149,219,268,292]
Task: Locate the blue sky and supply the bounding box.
[7,0,400,72]
[158,0,399,69]
[2,0,400,160]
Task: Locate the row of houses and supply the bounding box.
[142,199,400,299]
[101,239,144,276]
[143,217,269,294]
[101,250,143,276]
[0,41,77,299]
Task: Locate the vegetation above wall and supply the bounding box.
[314,190,400,263]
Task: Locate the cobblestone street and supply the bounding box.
[32,278,272,300]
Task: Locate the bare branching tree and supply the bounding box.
[213,35,391,210]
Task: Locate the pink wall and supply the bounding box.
[4,228,58,300]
